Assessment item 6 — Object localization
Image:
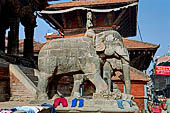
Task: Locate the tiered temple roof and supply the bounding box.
[40,0,138,37]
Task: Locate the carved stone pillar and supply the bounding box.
[24,25,35,59]
[77,11,82,28]
[7,18,19,56]
[92,13,96,27]
[0,28,6,52]
[107,12,115,25]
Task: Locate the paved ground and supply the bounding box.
[0,101,39,109]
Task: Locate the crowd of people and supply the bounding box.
[148,97,170,113]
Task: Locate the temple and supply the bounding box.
[0,0,160,112]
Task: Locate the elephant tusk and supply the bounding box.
[114,51,129,63]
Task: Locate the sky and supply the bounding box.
[134,0,170,72]
[16,0,170,73]
[135,0,170,57]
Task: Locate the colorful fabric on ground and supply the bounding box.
[14,106,35,113]
[116,99,132,109]
[41,103,56,113]
[14,106,44,113]
[71,98,84,107]
[53,98,68,108]
[0,109,12,113]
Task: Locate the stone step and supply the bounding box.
[18,65,38,87]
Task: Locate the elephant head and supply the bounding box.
[95,30,131,94]
[96,30,128,59]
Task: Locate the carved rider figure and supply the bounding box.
[86,11,93,30]
[85,11,96,48]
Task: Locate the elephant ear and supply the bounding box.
[96,34,105,52]
[96,43,105,52]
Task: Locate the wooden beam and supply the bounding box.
[48,15,63,29]
[113,9,127,25]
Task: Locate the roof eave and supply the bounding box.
[127,46,160,50]
[46,0,138,9]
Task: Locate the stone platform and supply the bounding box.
[0,96,139,113]
[31,97,139,113]
[56,98,138,113]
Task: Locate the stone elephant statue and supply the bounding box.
[95,30,131,94]
[37,36,108,100]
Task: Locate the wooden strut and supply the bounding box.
[113,9,127,26]
[48,15,63,29]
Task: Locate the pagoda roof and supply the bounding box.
[123,38,159,71]
[40,0,139,37]
[156,56,170,65]
[46,0,138,9]
[123,38,160,50]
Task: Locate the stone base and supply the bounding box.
[93,92,134,100]
[54,97,139,113]
[29,96,139,113]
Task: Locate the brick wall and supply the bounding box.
[0,66,10,102]
[134,97,145,113]
[0,80,10,101]
[10,72,36,101]
[132,83,145,112]
[115,81,146,112]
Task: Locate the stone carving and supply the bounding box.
[96,30,131,94]
[37,12,131,99]
[37,30,131,100]
[37,37,108,100]
[86,12,93,30]
[85,12,96,48]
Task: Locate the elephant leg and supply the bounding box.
[122,64,131,94]
[84,57,108,94]
[37,72,50,100]
[103,61,113,92]
[71,74,84,97]
[88,74,108,94]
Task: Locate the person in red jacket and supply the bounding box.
[151,103,162,113]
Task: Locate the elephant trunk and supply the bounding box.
[104,47,115,56]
